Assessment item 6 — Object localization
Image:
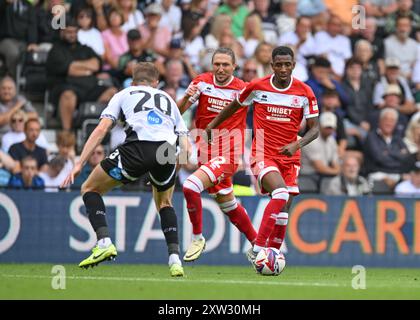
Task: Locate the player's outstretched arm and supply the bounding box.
[280,116,320,157]
[205,99,241,139]
[61,118,114,187]
[177,84,199,114]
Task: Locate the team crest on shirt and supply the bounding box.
[291,96,301,108]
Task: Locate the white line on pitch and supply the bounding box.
[1,273,344,287]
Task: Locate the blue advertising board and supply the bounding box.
[0,191,419,267]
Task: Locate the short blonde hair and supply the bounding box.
[133,62,160,83]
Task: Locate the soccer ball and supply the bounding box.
[255,248,286,276]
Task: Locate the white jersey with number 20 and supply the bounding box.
[100,85,188,145]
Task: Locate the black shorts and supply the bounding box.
[100,140,177,192]
[50,83,108,108]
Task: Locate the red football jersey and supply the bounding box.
[237,75,319,161]
[189,72,247,164]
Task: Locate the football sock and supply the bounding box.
[83,192,110,241]
[183,175,204,235]
[219,200,257,243]
[159,206,180,256]
[255,188,289,248]
[97,237,112,249]
[168,253,182,266]
[267,212,289,250]
[192,233,204,241]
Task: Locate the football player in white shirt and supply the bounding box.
[62,62,188,277]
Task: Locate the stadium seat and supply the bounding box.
[298,175,319,193]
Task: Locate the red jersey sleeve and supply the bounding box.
[237,81,256,106]
[303,85,319,119]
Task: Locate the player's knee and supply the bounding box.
[156,201,173,211]
[218,199,238,214]
[271,187,289,202]
[81,181,100,196]
[183,175,204,195]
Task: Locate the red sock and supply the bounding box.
[183,185,203,235]
[255,189,288,247]
[222,202,257,243]
[267,212,289,249]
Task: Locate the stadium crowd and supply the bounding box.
[0,0,419,196]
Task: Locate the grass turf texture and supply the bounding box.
[0,264,419,299]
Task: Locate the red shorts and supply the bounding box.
[199,156,238,196]
[250,157,300,195]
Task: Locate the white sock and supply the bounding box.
[253,244,264,253]
[97,237,112,249]
[168,254,182,266]
[192,233,204,241]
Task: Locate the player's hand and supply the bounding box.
[185,84,198,97]
[61,162,83,188]
[279,142,300,157]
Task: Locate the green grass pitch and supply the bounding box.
[1,263,419,299]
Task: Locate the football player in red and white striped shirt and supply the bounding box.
[205,46,320,267]
[177,48,257,262]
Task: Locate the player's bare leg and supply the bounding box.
[152,185,184,277]
[182,169,213,261]
[79,165,122,269]
[215,193,257,244]
[246,171,289,267]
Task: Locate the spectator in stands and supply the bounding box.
[254,41,273,77]
[9,118,48,173]
[181,13,205,71]
[300,111,341,184]
[167,38,197,81]
[102,8,128,70]
[204,13,232,49]
[353,39,381,84]
[160,0,182,35]
[114,0,145,32]
[1,110,49,153]
[0,149,16,186]
[38,155,66,191]
[77,7,105,57]
[314,15,352,78]
[0,76,37,135]
[350,17,385,75]
[395,161,420,196]
[55,130,76,179]
[70,0,111,31]
[324,0,358,34]
[278,16,317,68]
[0,0,38,79]
[297,0,326,18]
[305,56,348,107]
[276,0,298,36]
[216,0,249,38]
[251,0,278,44]
[159,59,188,100]
[342,58,374,150]
[385,0,420,36]
[73,144,105,188]
[46,19,117,130]
[139,3,172,59]
[35,0,63,45]
[364,107,409,188]
[403,111,420,153]
[238,14,264,59]
[384,15,418,79]
[118,29,158,87]
[8,155,44,189]
[370,84,409,136]
[320,89,348,159]
[360,0,398,24]
[241,58,259,83]
[323,154,371,196]
[413,56,420,103]
[372,57,416,115]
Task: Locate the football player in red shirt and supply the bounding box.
[178,48,257,262]
[205,46,320,267]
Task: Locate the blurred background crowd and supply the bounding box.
[0,0,419,196]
